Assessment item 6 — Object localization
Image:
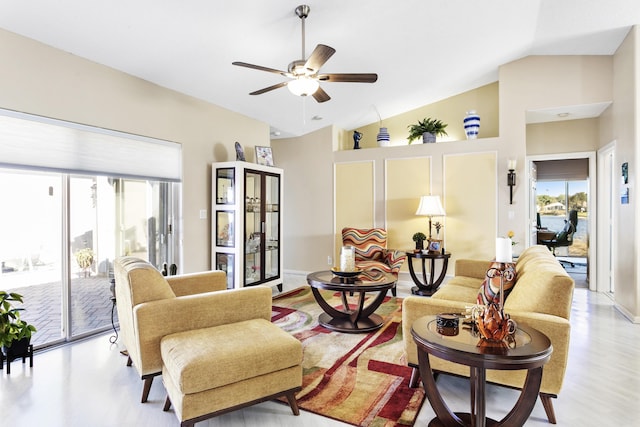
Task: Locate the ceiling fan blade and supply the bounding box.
[232,61,289,76]
[304,44,336,72]
[318,73,378,83]
[312,86,331,103]
[249,82,288,95]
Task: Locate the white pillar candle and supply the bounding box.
[495,237,512,263]
[340,246,355,271]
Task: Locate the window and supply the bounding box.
[0,110,181,348]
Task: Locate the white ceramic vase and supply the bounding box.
[464,110,480,139]
[376,127,390,147]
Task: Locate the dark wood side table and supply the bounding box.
[406,251,451,296]
[306,270,396,333]
[411,315,552,427]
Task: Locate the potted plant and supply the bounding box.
[75,248,95,277]
[0,291,37,359]
[407,118,448,144]
[412,232,427,251]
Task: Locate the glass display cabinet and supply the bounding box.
[212,161,283,290]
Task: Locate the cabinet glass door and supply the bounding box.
[245,171,262,285]
[244,169,280,286]
[215,168,235,205]
[264,174,280,280]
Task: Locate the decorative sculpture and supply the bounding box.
[353,130,362,149]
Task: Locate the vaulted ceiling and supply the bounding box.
[0,1,638,138]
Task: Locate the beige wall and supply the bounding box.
[0,28,270,273]
[444,152,497,264]
[526,118,600,155]
[270,126,335,272]
[331,139,501,276]
[499,55,613,250]
[341,82,499,150]
[385,157,431,258]
[611,26,639,319]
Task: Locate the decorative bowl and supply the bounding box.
[330,267,362,278]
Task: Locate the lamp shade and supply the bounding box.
[415,195,446,217]
[287,77,320,96]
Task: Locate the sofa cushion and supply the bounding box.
[434,281,482,303]
[477,262,516,305]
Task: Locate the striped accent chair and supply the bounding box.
[341,227,406,296]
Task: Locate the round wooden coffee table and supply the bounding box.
[411,315,552,427]
[306,270,396,333]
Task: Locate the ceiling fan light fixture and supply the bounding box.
[288,76,319,96]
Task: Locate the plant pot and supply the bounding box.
[2,337,31,360]
[415,240,424,251]
[422,132,436,143]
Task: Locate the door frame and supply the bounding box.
[597,142,616,293]
[526,151,597,291]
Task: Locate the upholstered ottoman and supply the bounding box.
[161,318,302,427]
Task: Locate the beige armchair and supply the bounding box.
[341,227,406,296]
[114,256,227,402]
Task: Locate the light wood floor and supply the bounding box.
[1,275,639,426]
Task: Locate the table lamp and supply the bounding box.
[415,195,446,239]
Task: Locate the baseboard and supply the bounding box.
[614,302,640,323]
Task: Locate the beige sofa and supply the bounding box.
[402,245,575,424]
[114,256,227,402]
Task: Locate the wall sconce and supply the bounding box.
[507,159,516,204]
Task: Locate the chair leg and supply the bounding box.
[163,396,172,411]
[539,393,557,424]
[391,284,397,297]
[285,391,300,416]
[141,376,154,403]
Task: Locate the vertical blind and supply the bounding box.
[0,109,182,181]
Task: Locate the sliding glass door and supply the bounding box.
[0,170,64,346]
[0,168,180,348]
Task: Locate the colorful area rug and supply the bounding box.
[271,285,425,426]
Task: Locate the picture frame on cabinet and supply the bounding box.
[255,146,274,166]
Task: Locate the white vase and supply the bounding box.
[464,110,480,139]
[376,127,390,147]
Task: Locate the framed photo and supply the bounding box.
[255,146,274,166]
[427,239,442,253]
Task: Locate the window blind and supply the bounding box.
[0,109,182,181]
[535,159,588,181]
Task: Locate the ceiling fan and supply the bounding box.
[232,4,378,103]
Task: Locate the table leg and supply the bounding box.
[470,367,486,427]
[498,367,544,426]
[311,287,388,333]
[417,348,464,426]
[418,347,542,427]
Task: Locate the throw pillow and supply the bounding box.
[477,261,517,305]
